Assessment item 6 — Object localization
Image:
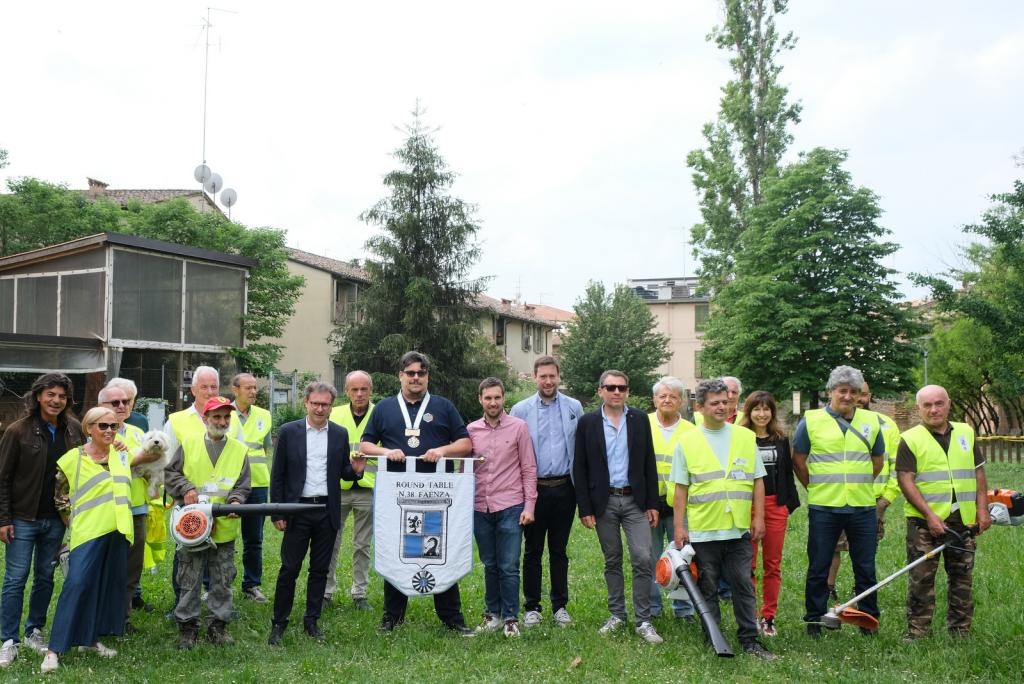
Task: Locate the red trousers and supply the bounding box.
[751,495,789,619]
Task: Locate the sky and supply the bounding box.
[2,1,1022,310]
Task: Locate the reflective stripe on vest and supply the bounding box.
[874,413,901,500]
[329,402,376,490]
[679,424,757,532]
[804,408,880,507]
[230,406,273,488]
[57,446,135,550]
[182,434,248,543]
[901,422,978,525]
[648,413,695,501]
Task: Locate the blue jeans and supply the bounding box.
[1,517,66,642]
[649,511,694,617]
[241,486,268,589]
[804,506,878,623]
[474,504,524,620]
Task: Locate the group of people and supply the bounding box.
[0,353,992,672]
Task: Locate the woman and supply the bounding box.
[739,391,800,637]
[42,407,135,674]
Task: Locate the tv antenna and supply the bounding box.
[193,7,239,217]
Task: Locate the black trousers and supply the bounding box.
[272,509,337,627]
[383,580,465,626]
[523,480,576,613]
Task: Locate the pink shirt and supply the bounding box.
[467,412,538,515]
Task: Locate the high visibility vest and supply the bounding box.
[330,403,376,489]
[679,424,757,532]
[902,423,978,525]
[181,433,247,543]
[804,408,880,507]
[167,408,206,445]
[118,423,150,507]
[694,410,745,426]
[230,405,273,488]
[58,446,134,550]
[874,412,902,502]
[648,413,695,501]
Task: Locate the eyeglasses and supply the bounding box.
[95,422,120,432]
[104,399,130,407]
[307,401,332,409]
[602,384,629,393]
[403,370,428,378]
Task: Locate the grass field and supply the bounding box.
[1,463,1022,683]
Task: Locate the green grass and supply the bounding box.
[2,463,1023,682]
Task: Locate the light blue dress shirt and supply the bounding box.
[536,396,570,477]
[602,406,630,488]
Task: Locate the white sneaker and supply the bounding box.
[598,616,625,635]
[475,613,502,633]
[79,642,117,657]
[523,610,542,627]
[503,619,521,638]
[635,621,664,644]
[25,628,48,654]
[0,639,18,668]
[553,607,573,627]
[40,652,58,674]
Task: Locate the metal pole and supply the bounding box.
[291,373,297,409]
[923,349,929,385]
[269,371,275,416]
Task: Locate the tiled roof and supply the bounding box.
[476,294,558,328]
[286,247,372,284]
[523,303,574,324]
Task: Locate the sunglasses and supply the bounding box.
[96,422,120,431]
[602,384,629,393]
[403,370,428,378]
[105,399,130,407]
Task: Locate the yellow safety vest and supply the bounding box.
[58,446,134,550]
[329,403,376,489]
[181,433,247,543]
[874,412,902,502]
[805,408,880,507]
[694,410,745,426]
[118,423,150,508]
[648,413,695,501]
[167,408,206,445]
[902,423,978,525]
[230,405,273,488]
[679,424,757,532]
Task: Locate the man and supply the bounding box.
[573,370,663,644]
[647,376,696,621]
[229,373,274,604]
[107,377,149,432]
[468,378,537,637]
[164,396,251,649]
[896,385,991,639]
[97,382,162,633]
[325,370,376,611]
[268,382,365,645]
[671,379,773,660]
[694,376,744,426]
[510,355,582,628]
[793,365,886,638]
[360,351,475,635]
[0,374,83,667]
[827,380,902,598]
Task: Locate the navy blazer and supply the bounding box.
[270,418,360,531]
[572,406,659,519]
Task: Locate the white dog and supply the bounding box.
[131,430,170,499]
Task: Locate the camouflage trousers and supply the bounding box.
[174,540,237,625]
[906,516,975,637]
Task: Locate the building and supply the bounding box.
[522,302,574,357]
[0,232,254,425]
[84,177,223,216]
[628,276,710,394]
[475,296,559,376]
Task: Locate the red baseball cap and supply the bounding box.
[202,396,235,416]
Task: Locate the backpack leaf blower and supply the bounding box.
[171,500,325,550]
[655,542,734,657]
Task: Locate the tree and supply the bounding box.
[687,0,802,291]
[559,282,671,408]
[0,178,303,375]
[699,148,922,404]
[330,106,511,419]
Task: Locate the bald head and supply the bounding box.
[916,385,951,430]
[345,370,373,415]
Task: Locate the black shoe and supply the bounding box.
[379,615,401,633]
[353,597,371,611]
[806,623,822,640]
[446,622,476,637]
[742,640,776,661]
[304,622,325,641]
[132,597,155,613]
[268,623,286,646]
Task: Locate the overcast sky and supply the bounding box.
[2,1,1021,310]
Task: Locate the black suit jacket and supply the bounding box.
[270,419,361,531]
[573,406,659,518]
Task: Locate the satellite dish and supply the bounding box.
[193,164,212,183]
[204,173,223,194]
[221,188,238,207]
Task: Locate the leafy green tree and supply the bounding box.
[0,178,302,375]
[330,107,511,419]
[687,0,802,291]
[559,282,671,409]
[699,148,922,404]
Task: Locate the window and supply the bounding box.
[185,262,245,347]
[521,322,531,351]
[113,250,182,342]
[695,350,705,380]
[494,317,505,346]
[60,272,105,338]
[694,303,710,332]
[334,280,359,323]
[16,276,58,335]
[0,279,13,333]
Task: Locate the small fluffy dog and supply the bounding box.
[131,430,170,498]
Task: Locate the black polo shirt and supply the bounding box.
[362,394,469,474]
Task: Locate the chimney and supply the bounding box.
[86,177,109,199]
[500,298,512,311]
